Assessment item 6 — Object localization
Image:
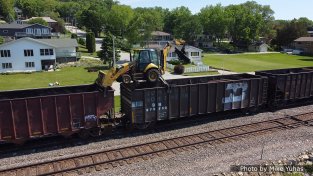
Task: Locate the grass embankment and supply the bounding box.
[78,44,99,57]
[203,53,313,72]
[183,71,219,76]
[0,58,107,91]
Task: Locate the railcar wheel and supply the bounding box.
[89,128,101,137]
[78,130,89,139]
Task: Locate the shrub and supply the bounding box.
[78,38,85,46]
[71,33,78,39]
[174,64,185,74]
[168,60,181,65]
[86,32,96,53]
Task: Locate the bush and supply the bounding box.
[78,38,85,46]
[86,32,96,53]
[71,33,78,39]
[168,60,181,65]
[174,64,185,74]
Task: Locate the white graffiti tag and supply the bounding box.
[223,82,248,104]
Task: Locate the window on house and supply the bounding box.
[191,52,199,57]
[2,63,12,69]
[26,28,33,34]
[3,30,8,33]
[0,50,11,57]
[168,52,177,57]
[40,49,54,56]
[25,62,35,68]
[24,49,34,57]
[42,28,49,34]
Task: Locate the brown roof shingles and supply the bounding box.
[294,37,313,42]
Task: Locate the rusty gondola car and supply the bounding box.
[255,67,313,107]
[0,84,114,144]
[121,74,268,127]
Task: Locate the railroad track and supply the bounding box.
[1,112,313,176]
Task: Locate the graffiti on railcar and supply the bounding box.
[223,82,248,104]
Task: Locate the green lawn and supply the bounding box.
[183,71,219,76]
[203,53,313,72]
[0,67,99,91]
[114,96,121,111]
[78,45,99,57]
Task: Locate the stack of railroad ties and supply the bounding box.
[1,67,313,144]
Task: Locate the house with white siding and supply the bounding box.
[167,45,203,63]
[0,37,78,73]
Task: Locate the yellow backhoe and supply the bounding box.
[96,40,189,88]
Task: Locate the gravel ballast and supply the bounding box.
[0,104,312,175]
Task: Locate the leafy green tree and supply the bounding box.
[125,7,165,45]
[107,5,134,36]
[272,18,310,49]
[27,18,48,26]
[226,1,274,47]
[0,0,15,22]
[164,6,202,43]
[98,33,121,67]
[199,4,229,44]
[78,6,106,37]
[16,0,58,17]
[86,32,96,53]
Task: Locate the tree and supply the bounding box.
[86,32,96,53]
[98,33,121,67]
[27,18,48,26]
[226,1,275,47]
[272,18,310,49]
[164,6,202,44]
[126,7,164,45]
[199,4,229,44]
[107,5,134,36]
[78,6,106,37]
[16,0,58,17]
[0,0,15,22]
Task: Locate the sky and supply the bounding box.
[118,0,312,20]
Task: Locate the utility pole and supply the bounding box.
[112,34,116,68]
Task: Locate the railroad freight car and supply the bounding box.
[121,74,268,128]
[0,84,114,144]
[255,67,313,107]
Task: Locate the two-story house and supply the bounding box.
[294,37,313,55]
[0,23,56,39]
[23,17,59,32]
[0,37,78,73]
[145,31,172,48]
[194,34,214,49]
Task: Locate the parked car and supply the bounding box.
[292,49,304,55]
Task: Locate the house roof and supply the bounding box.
[0,23,31,29]
[151,31,171,36]
[37,39,78,48]
[249,42,268,47]
[0,37,78,48]
[294,37,313,42]
[170,44,203,52]
[0,23,51,29]
[23,17,57,23]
